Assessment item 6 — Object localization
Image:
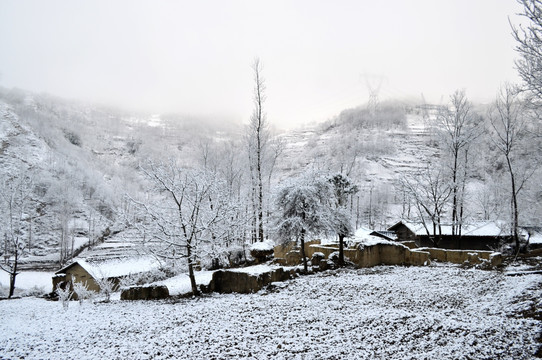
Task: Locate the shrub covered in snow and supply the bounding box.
[72,281,95,305]
[250,240,275,263]
[20,285,48,298]
[118,267,175,289]
[55,283,72,310]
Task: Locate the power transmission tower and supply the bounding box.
[420,93,429,121]
[364,74,384,115]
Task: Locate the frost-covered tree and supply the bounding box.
[55,283,72,310]
[47,179,82,265]
[247,58,269,243]
[488,84,533,253]
[275,173,336,272]
[436,90,480,238]
[93,270,116,303]
[0,168,35,298]
[401,165,452,247]
[72,280,95,305]
[328,174,358,266]
[129,160,237,295]
[512,0,542,104]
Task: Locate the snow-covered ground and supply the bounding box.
[1,265,540,359]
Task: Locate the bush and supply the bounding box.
[21,285,47,298]
[63,129,82,146]
[335,103,407,131]
[118,268,173,288]
[55,283,72,310]
[72,280,96,305]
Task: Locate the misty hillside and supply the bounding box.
[0,88,243,268]
[279,101,542,231]
[1,87,541,269]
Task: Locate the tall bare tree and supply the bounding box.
[247,58,268,242]
[436,90,480,238]
[488,84,532,253]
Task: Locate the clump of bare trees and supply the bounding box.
[128,160,239,295]
[0,167,37,298]
[436,90,481,238]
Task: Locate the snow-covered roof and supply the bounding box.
[55,256,161,279]
[350,227,397,246]
[389,220,511,237]
[250,240,275,251]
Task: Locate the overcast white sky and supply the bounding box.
[0,0,525,129]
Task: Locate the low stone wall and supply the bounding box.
[419,248,502,266]
[400,241,417,249]
[306,245,338,260]
[273,240,321,259]
[276,241,431,268]
[120,285,170,300]
[208,267,293,294]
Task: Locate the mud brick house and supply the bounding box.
[388,220,511,250]
[52,257,160,294]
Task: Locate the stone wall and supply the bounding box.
[275,241,431,268]
[419,248,503,266]
[120,285,170,300]
[273,240,321,259]
[208,267,294,294]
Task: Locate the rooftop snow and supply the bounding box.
[58,256,161,279]
[392,220,511,237]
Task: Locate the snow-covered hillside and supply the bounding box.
[1,87,541,271]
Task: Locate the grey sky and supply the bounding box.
[0,0,524,129]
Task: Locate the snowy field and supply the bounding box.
[1,265,541,359]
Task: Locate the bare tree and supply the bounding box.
[511,0,542,103]
[247,58,268,243]
[328,174,358,266]
[55,283,72,310]
[47,179,81,265]
[488,84,532,253]
[401,165,452,247]
[129,160,236,295]
[93,270,116,303]
[0,169,35,298]
[72,280,95,305]
[436,90,480,238]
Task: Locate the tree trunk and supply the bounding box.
[186,243,199,296]
[451,149,458,238]
[8,251,18,298]
[338,234,345,266]
[506,155,520,254]
[300,228,308,273]
[458,149,469,237]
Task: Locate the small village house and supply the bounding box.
[52,257,160,295]
[388,220,511,250]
